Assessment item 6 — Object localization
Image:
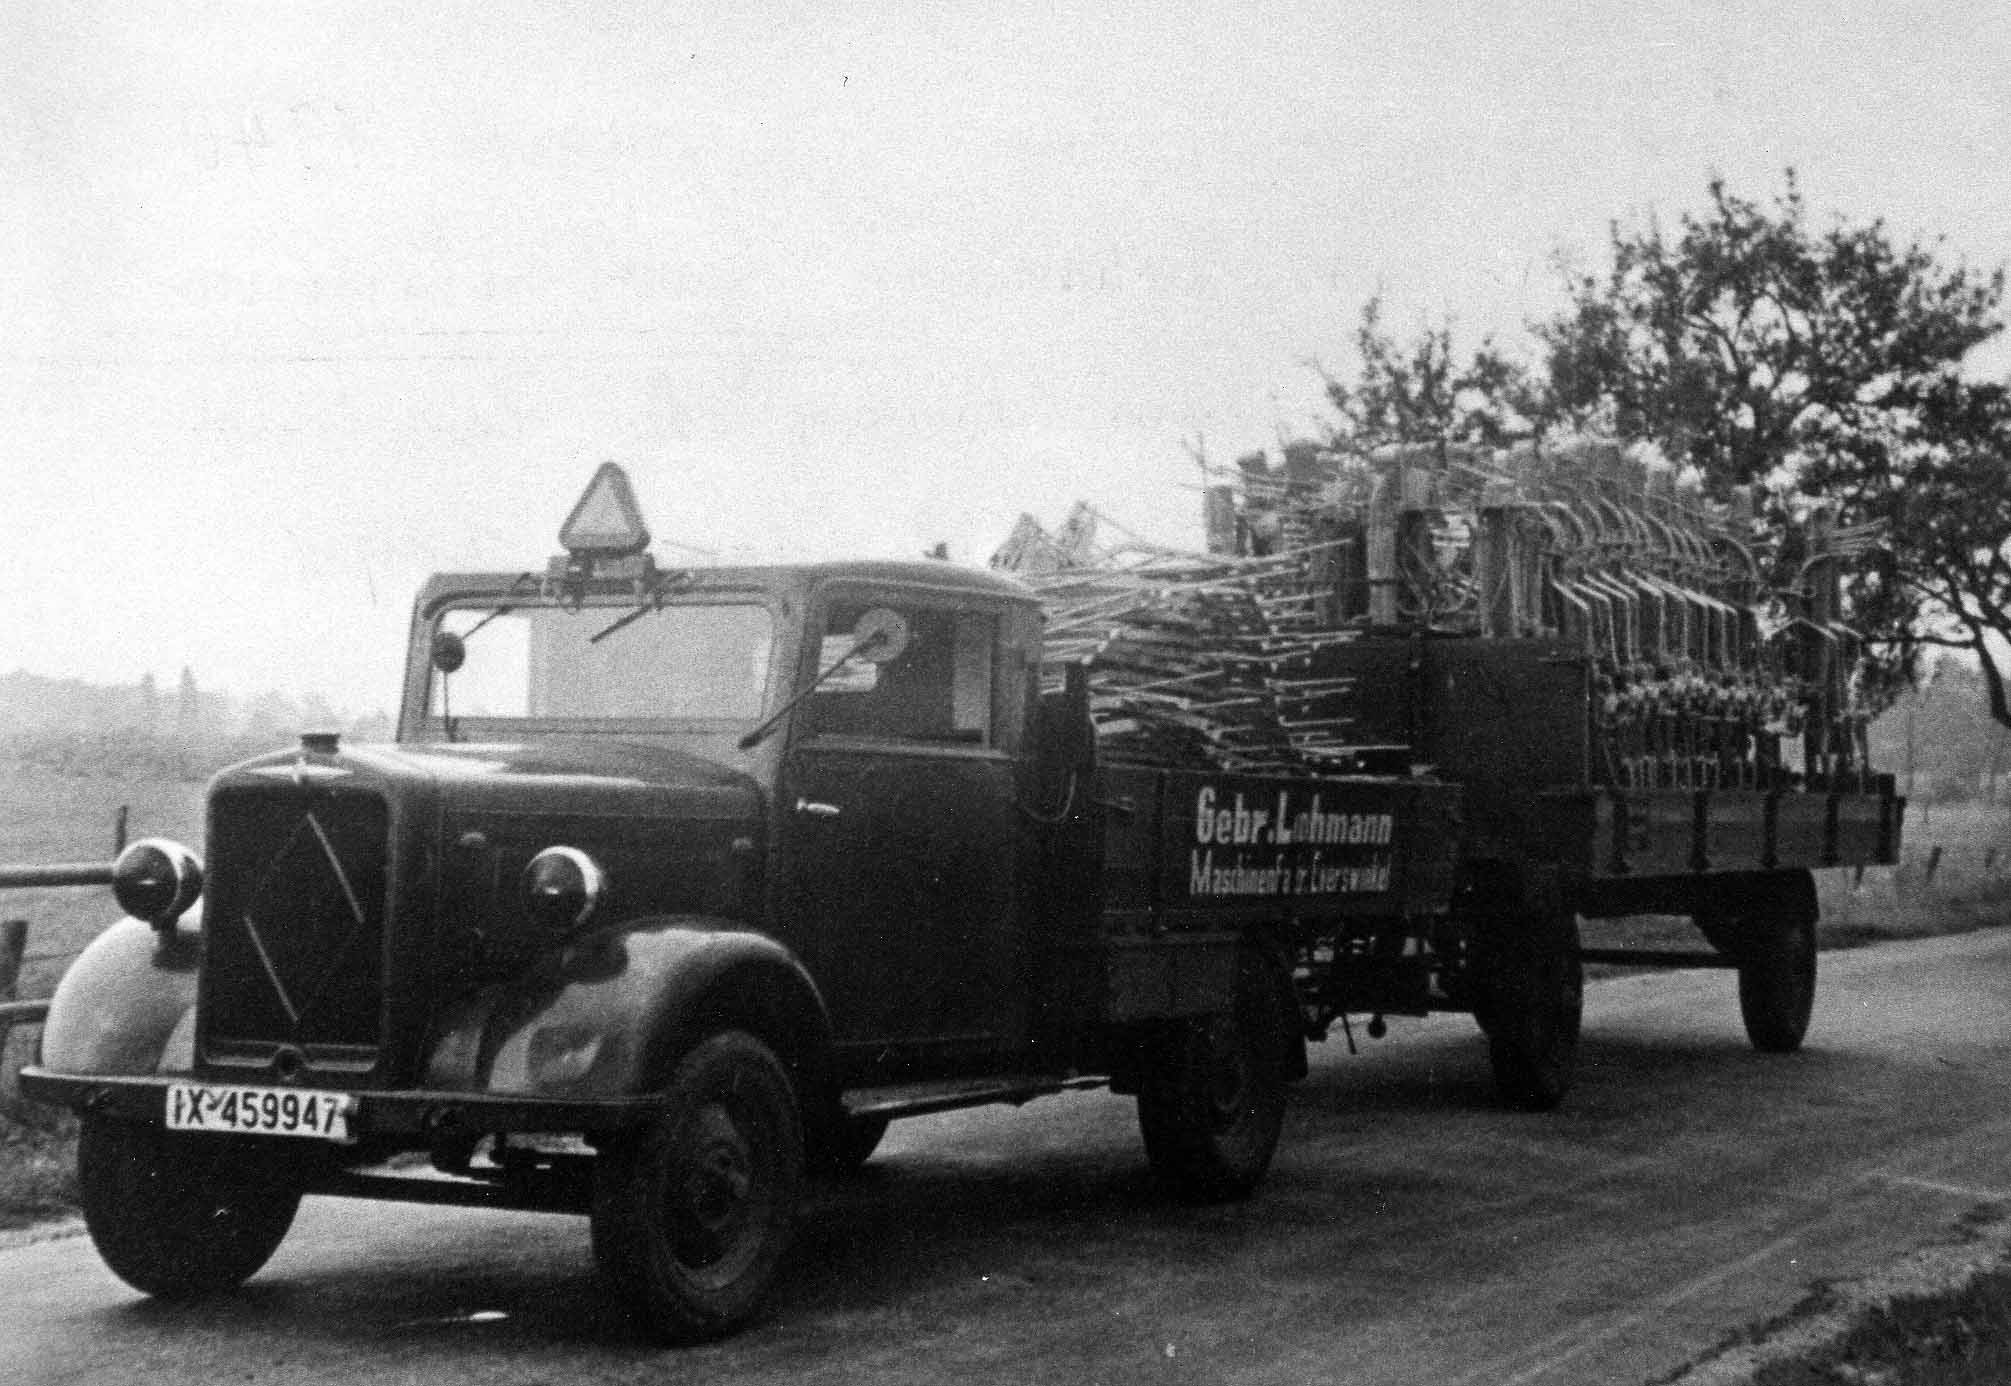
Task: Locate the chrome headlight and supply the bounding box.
[111,837,204,930]
[524,846,606,931]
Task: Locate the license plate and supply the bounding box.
[165,1083,355,1142]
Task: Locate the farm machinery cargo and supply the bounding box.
[22,444,1899,1340]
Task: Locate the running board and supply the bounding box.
[1577,947,1739,969]
[845,1074,1106,1121]
[310,1166,589,1215]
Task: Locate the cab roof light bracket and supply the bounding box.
[545,461,668,605]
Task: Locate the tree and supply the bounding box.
[1313,175,2011,722]
[1537,173,2011,713]
[1316,295,1539,452]
[1869,373,2011,728]
[174,666,200,739]
[244,690,302,743]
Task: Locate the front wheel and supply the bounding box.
[78,1116,301,1299]
[591,1030,805,1343]
[1136,948,1289,1202]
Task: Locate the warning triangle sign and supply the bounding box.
[560,462,652,555]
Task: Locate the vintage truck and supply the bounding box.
[23,461,1901,1341]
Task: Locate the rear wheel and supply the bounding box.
[591,1031,804,1342]
[1479,912,1583,1111]
[78,1116,301,1299]
[1697,872,1819,1053]
[1737,914,1817,1053]
[1136,948,1288,1202]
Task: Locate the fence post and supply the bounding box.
[1925,845,1944,883]
[0,919,24,1102]
[0,920,23,1003]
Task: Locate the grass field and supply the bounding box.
[0,763,207,999]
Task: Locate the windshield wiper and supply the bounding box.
[460,572,538,640]
[589,569,693,644]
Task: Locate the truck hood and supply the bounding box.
[359,738,761,820]
[220,736,764,822]
[197,736,766,1086]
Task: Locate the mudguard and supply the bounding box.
[38,914,201,1076]
[422,915,833,1104]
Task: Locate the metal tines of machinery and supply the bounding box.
[1191,434,1883,790]
[991,502,1371,775]
[993,436,1882,787]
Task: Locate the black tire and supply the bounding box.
[1479,912,1584,1111]
[1136,948,1288,1202]
[1738,914,1817,1053]
[591,1030,804,1343]
[77,1116,301,1299]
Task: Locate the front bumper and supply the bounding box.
[18,1068,658,1141]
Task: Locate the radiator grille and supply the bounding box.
[201,787,390,1054]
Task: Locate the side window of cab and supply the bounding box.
[804,603,996,745]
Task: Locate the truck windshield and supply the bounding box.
[428,600,774,724]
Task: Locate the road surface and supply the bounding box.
[7,928,2011,1386]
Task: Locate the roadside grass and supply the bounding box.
[1754,1261,2011,1386]
[1820,800,2011,946]
[0,1102,75,1232]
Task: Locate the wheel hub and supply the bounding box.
[670,1105,757,1266]
[1203,1018,1250,1125]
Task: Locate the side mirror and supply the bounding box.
[850,607,911,664]
[737,607,913,751]
[431,631,467,674]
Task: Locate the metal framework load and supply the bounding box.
[993,436,1884,792]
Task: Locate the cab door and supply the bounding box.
[772,595,1024,1077]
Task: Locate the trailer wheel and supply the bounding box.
[1136,948,1288,1202]
[1738,914,1817,1053]
[78,1116,301,1299]
[591,1030,804,1342]
[1480,912,1583,1111]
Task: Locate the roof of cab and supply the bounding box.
[790,559,1036,599]
[414,559,1038,611]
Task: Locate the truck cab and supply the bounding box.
[404,546,1046,1089]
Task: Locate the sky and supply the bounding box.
[6,2,2011,713]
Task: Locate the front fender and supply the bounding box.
[422,915,831,1102]
[39,914,200,1076]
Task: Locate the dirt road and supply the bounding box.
[7,929,2011,1386]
